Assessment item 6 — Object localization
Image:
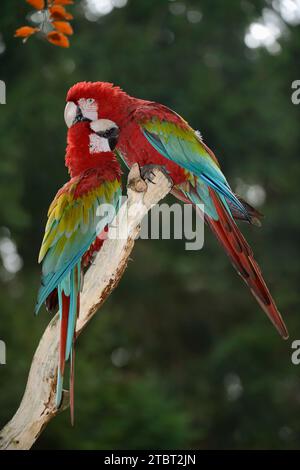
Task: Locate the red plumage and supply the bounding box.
[67,84,187,185]
[66,82,288,338]
[66,121,122,180]
[207,190,288,338]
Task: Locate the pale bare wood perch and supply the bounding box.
[0,164,172,451]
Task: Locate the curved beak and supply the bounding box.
[64,101,77,128]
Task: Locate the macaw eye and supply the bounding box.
[87,98,95,105]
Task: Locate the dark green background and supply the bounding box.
[0,0,299,449]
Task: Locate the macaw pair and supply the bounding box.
[65,82,288,338]
[37,81,288,419]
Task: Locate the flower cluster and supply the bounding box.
[15,0,74,48]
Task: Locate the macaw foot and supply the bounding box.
[140,164,173,186]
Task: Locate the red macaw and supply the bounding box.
[65,82,288,339]
[36,107,122,420]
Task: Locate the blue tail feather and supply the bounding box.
[65,265,79,361]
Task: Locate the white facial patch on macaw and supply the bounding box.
[90,119,118,134]
[78,98,98,121]
[89,133,111,153]
[89,119,119,154]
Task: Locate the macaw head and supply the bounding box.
[64,96,98,127]
[65,114,119,151]
[65,117,120,177]
[65,81,130,125]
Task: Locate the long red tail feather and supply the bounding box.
[207,189,288,339]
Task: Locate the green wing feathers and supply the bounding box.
[140,117,249,221]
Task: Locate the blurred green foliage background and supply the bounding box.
[0,0,299,450]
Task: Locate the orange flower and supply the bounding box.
[15,26,39,38]
[26,0,45,9]
[52,0,74,4]
[49,5,73,20]
[52,21,73,35]
[47,31,70,47]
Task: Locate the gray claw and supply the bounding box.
[140,164,172,185]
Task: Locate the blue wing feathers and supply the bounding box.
[142,128,249,221]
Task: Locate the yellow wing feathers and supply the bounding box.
[38,178,119,264]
